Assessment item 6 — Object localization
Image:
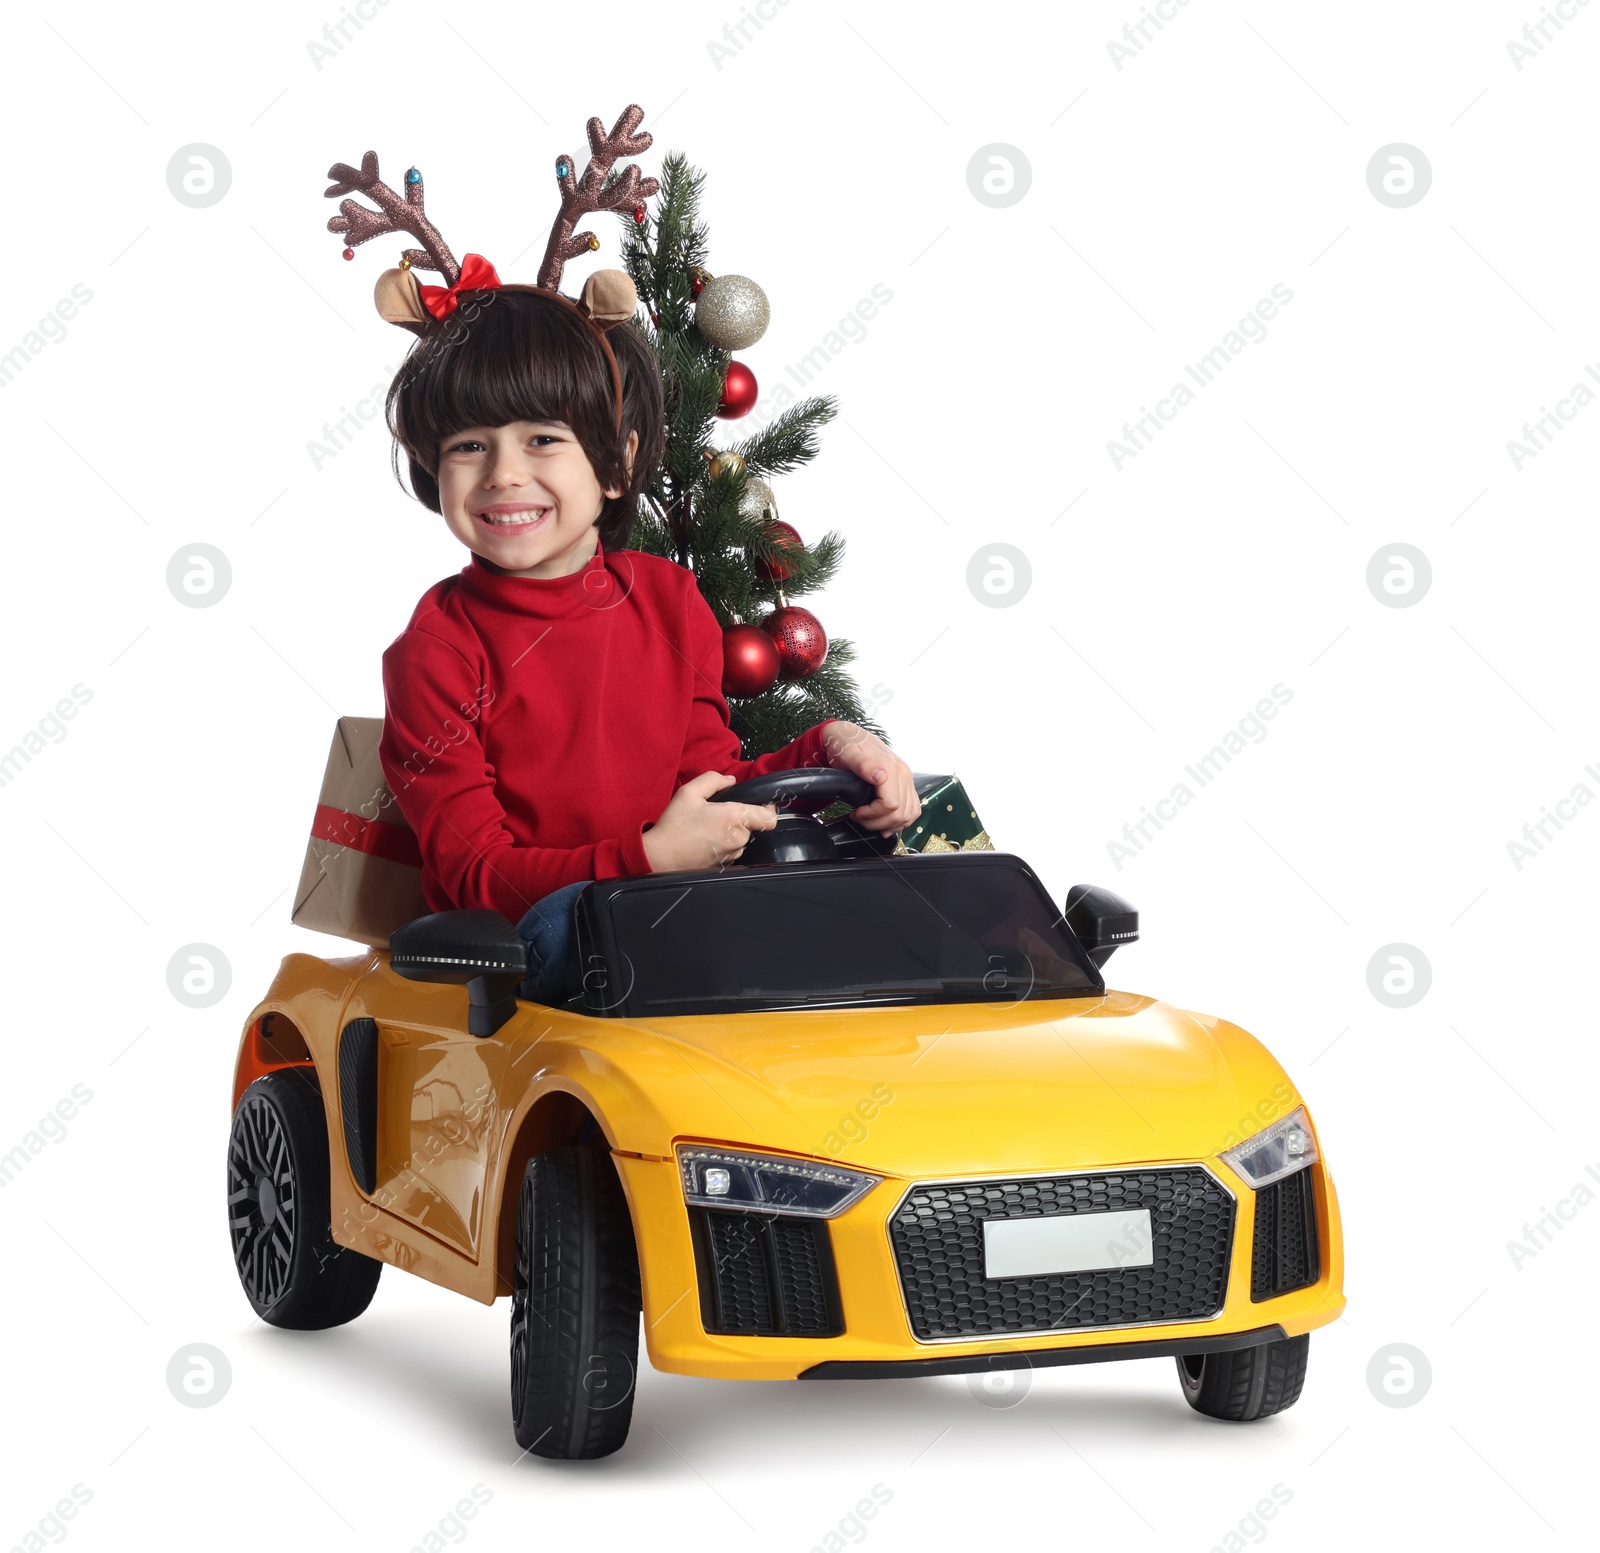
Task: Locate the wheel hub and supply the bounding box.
[227,1094,296,1312]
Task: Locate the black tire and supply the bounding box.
[1177,1333,1309,1421]
[227,1071,381,1330]
[510,1146,641,1459]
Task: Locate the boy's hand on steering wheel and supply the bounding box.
[642,770,777,873]
[821,721,922,836]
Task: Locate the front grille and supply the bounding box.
[689,1209,843,1337]
[889,1167,1234,1342]
[1250,1167,1319,1301]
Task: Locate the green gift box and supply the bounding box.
[893,772,992,854]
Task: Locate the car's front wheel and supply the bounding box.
[1176,1333,1309,1421]
[227,1071,382,1329]
[510,1145,641,1459]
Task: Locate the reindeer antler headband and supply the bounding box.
[323,104,661,430]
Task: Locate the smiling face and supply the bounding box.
[435,420,636,578]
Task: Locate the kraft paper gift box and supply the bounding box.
[291,716,428,946]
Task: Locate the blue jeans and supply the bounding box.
[515,880,590,1006]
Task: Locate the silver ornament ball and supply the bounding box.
[695,274,770,350]
[737,477,778,525]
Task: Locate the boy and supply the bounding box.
[378,291,919,1001]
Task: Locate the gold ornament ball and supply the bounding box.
[706,449,747,480]
[737,477,778,525]
[695,274,770,350]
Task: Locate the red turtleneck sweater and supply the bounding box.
[378,543,837,921]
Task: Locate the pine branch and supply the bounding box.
[732,396,837,478]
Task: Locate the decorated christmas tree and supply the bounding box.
[609,153,884,759]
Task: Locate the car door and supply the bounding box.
[343,967,504,1263]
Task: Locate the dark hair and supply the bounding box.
[386,285,663,552]
[606,318,666,549]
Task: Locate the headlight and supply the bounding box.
[676,1145,880,1219]
[1219,1106,1319,1189]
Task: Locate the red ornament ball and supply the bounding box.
[717,360,759,419]
[721,623,781,697]
[632,204,647,224]
[754,520,804,583]
[342,247,355,261]
[760,605,828,680]
[690,272,706,298]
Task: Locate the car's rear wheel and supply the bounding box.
[510,1145,641,1459]
[1177,1333,1309,1420]
[227,1071,381,1329]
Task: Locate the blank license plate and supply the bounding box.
[982,1209,1154,1279]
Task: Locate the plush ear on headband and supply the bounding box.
[375,267,428,332]
[577,269,637,329]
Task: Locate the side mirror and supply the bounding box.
[389,910,528,1036]
[1064,884,1139,968]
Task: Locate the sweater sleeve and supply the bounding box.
[676,580,839,786]
[379,627,652,922]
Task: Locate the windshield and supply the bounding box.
[586,855,1102,1017]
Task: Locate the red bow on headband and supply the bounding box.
[417,253,501,320]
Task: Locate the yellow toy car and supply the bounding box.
[228,769,1344,1459]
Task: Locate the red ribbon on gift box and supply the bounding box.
[312,804,423,868]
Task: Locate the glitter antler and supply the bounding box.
[325,152,461,284]
[538,105,661,291]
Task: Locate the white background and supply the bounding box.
[1,1,1594,1548]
